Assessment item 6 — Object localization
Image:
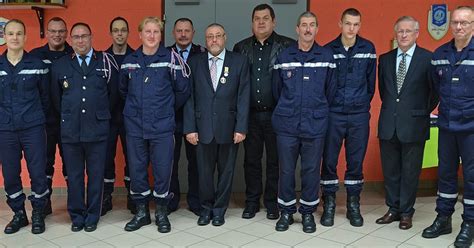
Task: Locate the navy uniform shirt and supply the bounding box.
[432,38,474,132]
[51,50,119,143]
[272,42,337,138]
[325,35,376,113]
[105,44,135,125]
[29,43,73,128]
[0,51,49,131]
[119,45,190,139]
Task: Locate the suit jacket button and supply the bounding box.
[396,99,400,102]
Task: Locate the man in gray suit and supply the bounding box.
[376,16,438,230]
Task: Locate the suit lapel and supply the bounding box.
[215,51,230,93]
[387,50,398,95]
[202,54,215,92]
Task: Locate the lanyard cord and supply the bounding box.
[170,48,191,79]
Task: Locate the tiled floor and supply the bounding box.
[0,191,465,247]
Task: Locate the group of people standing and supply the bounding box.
[0,3,473,248]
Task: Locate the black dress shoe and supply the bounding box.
[84,224,97,232]
[242,205,259,219]
[212,216,225,226]
[302,213,316,233]
[4,210,29,234]
[266,211,279,220]
[275,212,293,231]
[31,209,45,234]
[71,223,84,232]
[454,221,474,248]
[197,215,211,226]
[422,215,452,238]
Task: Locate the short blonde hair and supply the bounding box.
[138,16,163,32]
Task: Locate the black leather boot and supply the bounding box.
[422,215,452,238]
[454,221,474,248]
[124,203,151,231]
[302,213,316,233]
[155,205,171,233]
[275,212,294,231]
[101,194,113,216]
[31,208,45,234]
[346,195,363,227]
[4,210,28,234]
[321,194,336,227]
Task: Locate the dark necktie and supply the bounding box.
[179,50,187,60]
[80,55,88,74]
[396,53,407,94]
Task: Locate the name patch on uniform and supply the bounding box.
[452,77,459,83]
[303,75,310,81]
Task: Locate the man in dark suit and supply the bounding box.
[376,16,438,230]
[184,23,250,227]
[167,17,205,216]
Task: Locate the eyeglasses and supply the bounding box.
[396,29,417,36]
[48,29,67,35]
[112,28,128,34]
[71,34,91,41]
[450,21,473,28]
[206,33,225,40]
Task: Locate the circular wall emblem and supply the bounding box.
[0,17,10,46]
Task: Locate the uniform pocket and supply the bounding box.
[96,110,112,120]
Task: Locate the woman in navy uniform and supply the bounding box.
[120,16,190,233]
[50,22,118,232]
[0,19,50,235]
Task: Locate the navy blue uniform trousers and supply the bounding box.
[62,141,107,226]
[277,135,324,215]
[321,112,369,196]
[126,135,174,206]
[436,129,474,221]
[104,123,129,195]
[0,125,48,211]
[45,125,67,192]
